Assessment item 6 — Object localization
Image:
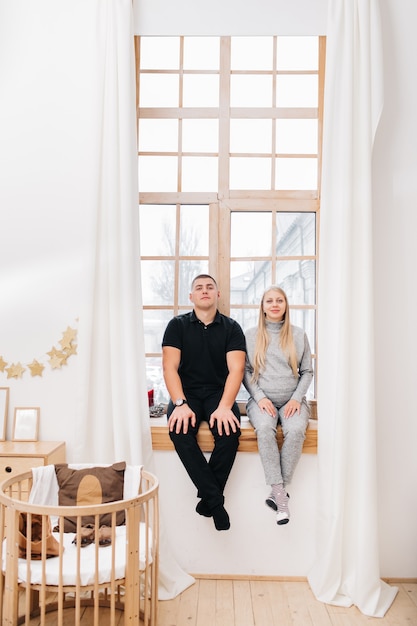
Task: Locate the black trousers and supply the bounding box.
[167,389,241,511]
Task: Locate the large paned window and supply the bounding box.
[136,36,325,405]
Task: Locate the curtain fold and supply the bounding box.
[76,0,145,466]
[75,0,194,600]
[308,0,397,617]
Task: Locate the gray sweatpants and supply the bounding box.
[246,397,310,487]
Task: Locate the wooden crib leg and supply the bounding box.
[28,588,40,616]
[3,509,20,625]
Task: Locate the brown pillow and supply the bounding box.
[55,462,126,532]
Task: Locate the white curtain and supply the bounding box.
[75,0,148,467]
[308,0,397,617]
[74,0,194,600]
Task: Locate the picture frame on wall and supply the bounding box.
[0,387,9,441]
[12,407,40,442]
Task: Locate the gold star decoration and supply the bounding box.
[5,362,26,379]
[59,352,69,365]
[47,346,63,359]
[28,359,45,377]
[59,326,77,350]
[64,343,77,357]
[1,322,78,380]
[49,353,65,369]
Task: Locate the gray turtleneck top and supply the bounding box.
[243,320,313,407]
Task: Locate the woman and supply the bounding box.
[243,286,313,525]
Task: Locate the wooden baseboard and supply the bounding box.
[382,577,417,584]
[191,573,308,582]
[188,574,417,584]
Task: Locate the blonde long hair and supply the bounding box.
[251,286,299,381]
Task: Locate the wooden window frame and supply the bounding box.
[135,36,325,452]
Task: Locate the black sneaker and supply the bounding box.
[265,495,277,511]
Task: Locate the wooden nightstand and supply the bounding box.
[0,441,66,494]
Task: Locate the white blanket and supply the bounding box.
[2,524,152,586]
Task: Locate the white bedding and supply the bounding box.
[2,524,152,587]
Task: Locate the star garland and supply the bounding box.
[0,324,78,379]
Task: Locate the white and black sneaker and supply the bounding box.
[265,494,278,511]
[276,492,290,525]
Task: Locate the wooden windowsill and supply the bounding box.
[150,416,317,454]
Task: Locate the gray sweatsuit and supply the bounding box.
[243,320,313,486]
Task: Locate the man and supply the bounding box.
[162,274,246,531]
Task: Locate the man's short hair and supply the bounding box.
[191,274,218,289]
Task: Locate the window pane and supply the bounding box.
[138,119,178,152]
[182,156,218,191]
[179,205,209,256]
[277,37,318,70]
[139,74,179,107]
[230,157,271,190]
[276,213,316,256]
[182,119,219,152]
[237,384,250,403]
[143,311,173,354]
[145,357,168,404]
[183,75,219,106]
[231,37,273,70]
[138,156,177,192]
[231,212,272,256]
[178,260,209,305]
[231,308,259,332]
[141,260,175,305]
[276,75,318,107]
[183,37,220,70]
[230,261,272,304]
[139,205,176,256]
[230,119,273,153]
[276,119,318,154]
[275,157,317,190]
[137,36,322,403]
[276,259,316,305]
[231,75,273,107]
[290,308,316,356]
[140,37,180,70]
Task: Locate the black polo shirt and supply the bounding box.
[162,310,246,395]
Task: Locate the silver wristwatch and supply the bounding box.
[175,398,187,407]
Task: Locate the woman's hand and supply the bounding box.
[283,399,301,418]
[258,397,276,417]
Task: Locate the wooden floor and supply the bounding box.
[157,579,416,626]
[19,578,417,625]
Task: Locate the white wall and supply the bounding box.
[133,0,328,35]
[0,0,416,579]
[155,447,318,576]
[0,1,97,446]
